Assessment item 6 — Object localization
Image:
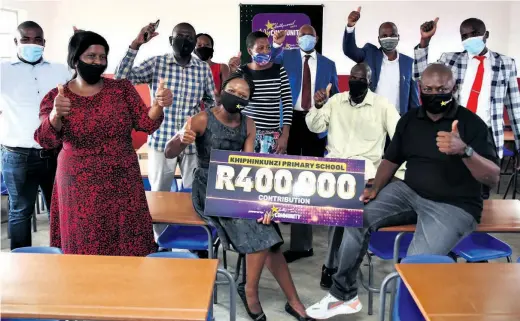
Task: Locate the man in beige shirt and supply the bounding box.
[306,62,401,289]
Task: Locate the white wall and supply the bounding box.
[2,0,518,75]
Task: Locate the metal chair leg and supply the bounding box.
[216,268,237,321]
[234,254,242,283]
[32,211,37,232]
[379,272,399,321]
[367,254,374,315]
[241,254,246,284]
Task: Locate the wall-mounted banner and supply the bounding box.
[252,13,311,49]
[205,150,364,227]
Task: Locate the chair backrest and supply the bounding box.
[11,246,63,254]
[147,251,199,259]
[394,255,455,321]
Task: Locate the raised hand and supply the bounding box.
[228,52,242,73]
[53,84,72,117]
[155,78,173,108]
[436,120,466,155]
[420,17,439,40]
[131,23,159,50]
[273,30,287,45]
[314,83,333,108]
[179,117,196,145]
[347,7,361,27]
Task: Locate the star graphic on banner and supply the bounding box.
[265,20,275,30]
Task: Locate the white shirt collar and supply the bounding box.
[10,56,49,65]
[382,51,399,62]
[300,49,317,60]
[468,50,490,60]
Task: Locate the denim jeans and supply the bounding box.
[1,146,57,250]
[329,181,477,301]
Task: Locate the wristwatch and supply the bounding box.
[462,146,474,158]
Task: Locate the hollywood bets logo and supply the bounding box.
[258,20,300,49]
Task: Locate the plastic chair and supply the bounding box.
[451,233,512,262]
[360,231,414,315]
[11,246,63,254]
[147,251,199,259]
[517,257,520,263]
[379,254,455,321]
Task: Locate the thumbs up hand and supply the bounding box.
[228,52,242,73]
[155,78,173,108]
[179,116,196,145]
[53,84,72,117]
[314,83,333,109]
[347,6,361,27]
[436,120,467,155]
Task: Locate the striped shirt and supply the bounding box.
[239,64,293,130]
[114,48,216,153]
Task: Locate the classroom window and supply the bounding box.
[0,9,18,59]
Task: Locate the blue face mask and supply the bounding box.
[462,36,486,55]
[298,35,317,52]
[18,44,44,63]
[252,52,271,66]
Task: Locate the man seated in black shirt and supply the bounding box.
[306,63,500,319]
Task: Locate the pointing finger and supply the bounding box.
[356,6,361,12]
[158,78,165,90]
[433,17,439,25]
[186,117,192,131]
[451,120,459,133]
[326,83,332,97]
[57,84,65,96]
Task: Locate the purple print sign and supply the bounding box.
[252,13,311,49]
[205,150,365,227]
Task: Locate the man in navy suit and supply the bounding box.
[343,7,420,115]
[271,24,339,264]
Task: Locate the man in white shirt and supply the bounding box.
[306,63,402,290]
[0,21,70,250]
[271,25,340,264]
[343,6,420,116]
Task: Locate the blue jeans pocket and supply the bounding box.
[2,150,28,166]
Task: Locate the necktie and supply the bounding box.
[301,55,312,110]
[466,56,486,113]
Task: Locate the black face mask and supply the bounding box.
[220,91,249,114]
[421,92,454,114]
[348,80,369,104]
[77,60,107,85]
[195,47,214,61]
[172,37,196,58]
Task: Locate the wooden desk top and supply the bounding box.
[380,199,520,232]
[0,253,218,321]
[396,264,520,319]
[140,159,181,179]
[147,191,205,225]
[504,130,514,142]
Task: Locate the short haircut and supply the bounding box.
[222,71,256,98]
[246,31,268,49]
[461,18,486,33]
[173,22,196,35]
[351,62,372,80]
[17,21,43,34]
[67,31,109,70]
[196,33,214,47]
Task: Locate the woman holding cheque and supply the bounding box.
[164,72,314,321]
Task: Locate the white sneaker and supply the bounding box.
[306,293,362,319]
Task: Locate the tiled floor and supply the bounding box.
[1,191,519,321]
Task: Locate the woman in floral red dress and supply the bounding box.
[34,31,172,256]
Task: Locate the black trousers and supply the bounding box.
[286,110,326,251]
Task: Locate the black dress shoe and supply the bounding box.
[237,283,267,321]
[285,302,315,321]
[320,265,337,290]
[283,249,314,263]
